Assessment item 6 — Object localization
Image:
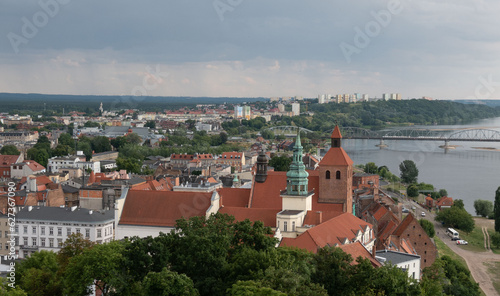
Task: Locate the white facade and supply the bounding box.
[291,103,300,116]
[15,206,114,259]
[376,250,421,281]
[76,161,101,173]
[47,156,81,173]
[10,162,46,179]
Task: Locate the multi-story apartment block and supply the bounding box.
[0,213,11,256]
[47,155,82,173]
[15,206,114,259]
[217,152,245,172]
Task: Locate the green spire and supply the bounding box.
[286,130,309,195]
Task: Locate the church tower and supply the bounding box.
[317,126,353,213]
[280,132,313,212]
[255,151,268,183]
[278,132,314,237]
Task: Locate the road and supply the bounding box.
[406,200,500,296]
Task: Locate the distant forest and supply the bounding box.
[0,93,266,114]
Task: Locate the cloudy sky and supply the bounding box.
[1,0,500,99]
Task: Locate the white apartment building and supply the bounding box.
[291,103,300,116]
[15,206,114,259]
[47,155,82,173]
[376,250,421,281]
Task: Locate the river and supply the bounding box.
[343,117,500,214]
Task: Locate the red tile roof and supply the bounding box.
[436,196,453,207]
[22,161,45,171]
[171,154,194,160]
[392,212,416,236]
[340,242,381,267]
[218,188,250,207]
[219,207,279,227]
[250,171,344,213]
[119,191,213,227]
[331,125,342,139]
[280,213,372,253]
[318,147,353,166]
[0,155,21,167]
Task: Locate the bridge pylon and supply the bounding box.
[375,139,388,149]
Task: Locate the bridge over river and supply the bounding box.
[265,126,500,148]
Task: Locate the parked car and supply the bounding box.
[411,206,416,211]
[451,237,460,241]
[456,240,468,245]
[421,212,426,217]
[402,208,409,213]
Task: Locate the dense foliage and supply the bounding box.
[419,219,435,238]
[473,199,493,218]
[399,160,419,184]
[435,200,475,233]
[11,214,482,296]
[496,187,500,232]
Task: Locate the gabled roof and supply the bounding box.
[436,196,453,206]
[218,188,250,207]
[219,207,279,227]
[280,213,372,253]
[331,125,342,139]
[0,155,21,167]
[119,190,213,227]
[340,242,382,267]
[249,171,343,213]
[318,147,353,166]
[392,212,416,236]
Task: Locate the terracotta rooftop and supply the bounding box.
[119,191,213,227]
[219,207,279,227]
[318,147,353,166]
[218,188,250,207]
[331,125,342,139]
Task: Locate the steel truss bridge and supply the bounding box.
[266,126,500,143]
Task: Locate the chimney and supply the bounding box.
[28,206,33,212]
[71,206,77,212]
[316,211,323,225]
[372,245,377,258]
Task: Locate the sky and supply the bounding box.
[1,0,500,99]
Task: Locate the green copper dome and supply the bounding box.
[286,131,309,195]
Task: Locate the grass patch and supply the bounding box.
[434,236,487,296]
[488,229,500,255]
[484,261,500,295]
[458,227,488,253]
[434,236,467,267]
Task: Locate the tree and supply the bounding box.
[0,145,20,155]
[261,129,275,140]
[228,280,285,296]
[91,136,112,153]
[0,278,27,296]
[111,136,127,150]
[142,268,199,296]
[436,206,475,233]
[58,133,74,146]
[312,247,353,295]
[473,199,493,218]
[419,219,435,238]
[399,160,419,184]
[116,157,142,174]
[125,133,142,145]
[491,232,500,249]
[363,162,378,174]
[407,184,419,198]
[145,120,156,129]
[439,189,448,197]
[64,241,125,296]
[268,155,292,172]
[16,250,62,296]
[34,149,50,168]
[495,187,500,232]
[57,233,95,270]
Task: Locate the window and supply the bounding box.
[41,227,45,235]
[41,238,46,247]
[284,221,288,232]
[326,170,331,179]
[85,229,90,238]
[57,239,62,247]
[23,237,28,246]
[23,226,28,234]
[336,171,341,179]
[67,228,71,236]
[32,238,37,246]
[97,229,102,238]
[292,221,296,231]
[58,227,62,236]
[49,227,54,235]
[15,226,18,233]
[32,226,36,234]
[76,228,81,234]
[0,231,2,238]
[49,239,54,248]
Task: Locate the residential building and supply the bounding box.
[47,155,82,173]
[15,206,114,259]
[10,161,46,178]
[0,155,24,178]
[217,152,245,172]
[0,213,10,256]
[376,250,421,281]
[291,103,300,116]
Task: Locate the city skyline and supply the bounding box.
[1,1,500,100]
